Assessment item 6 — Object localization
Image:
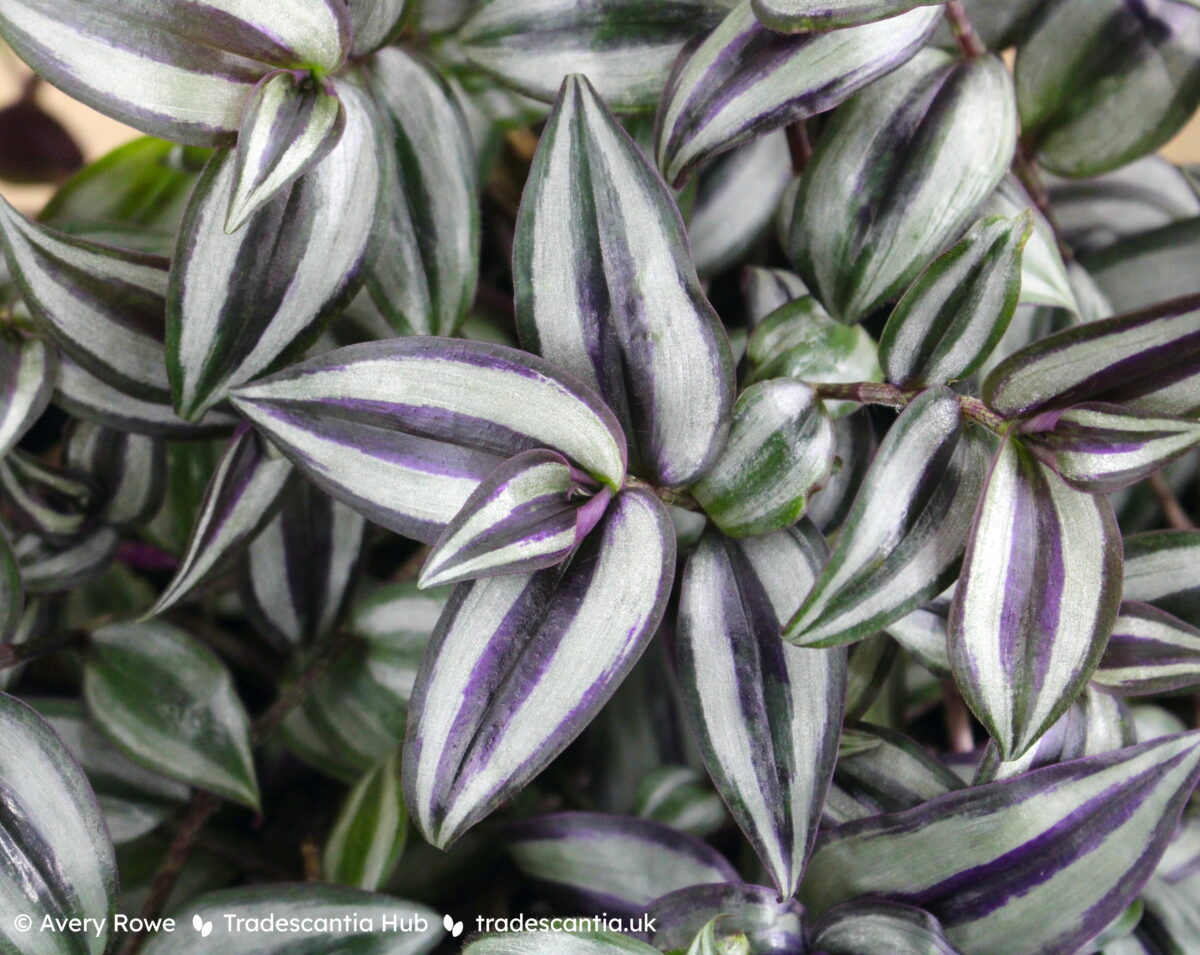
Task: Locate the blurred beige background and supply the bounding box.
[2,42,1200,217]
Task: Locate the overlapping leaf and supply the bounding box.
[515,74,733,486]
[809,900,958,955]
[834,724,964,817]
[14,526,119,594]
[345,0,417,57]
[0,329,56,458]
[64,422,166,528]
[0,449,94,539]
[323,752,408,891]
[1084,216,1200,314]
[1124,531,1200,627]
[0,524,21,644]
[752,0,942,31]
[1094,602,1200,697]
[741,267,810,327]
[785,388,988,648]
[404,489,673,848]
[648,884,807,954]
[790,49,1017,323]
[677,523,845,897]
[950,436,1122,760]
[232,338,627,543]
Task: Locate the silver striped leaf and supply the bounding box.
[691,381,835,539]
[143,885,441,954]
[404,488,674,848]
[458,0,734,113]
[84,621,259,809]
[844,633,897,722]
[753,0,942,31]
[362,48,480,337]
[949,436,1123,761]
[1093,602,1200,698]
[632,767,726,838]
[0,0,349,146]
[515,74,733,487]
[419,449,612,590]
[808,900,957,955]
[677,523,845,898]
[936,0,1041,51]
[1124,531,1200,628]
[14,526,120,594]
[147,427,293,618]
[648,884,807,954]
[322,751,408,891]
[879,213,1033,389]
[282,582,451,782]
[465,932,659,954]
[1084,217,1200,314]
[167,81,384,420]
[806,409,877,532]
[789,49,1017,324]
[0,522,22,644]
[1017,0,1200,178]
[0,329,56,458]
[0,450,96,540]
[345,0,418,56]
[886,593,952,675]
[741,266,810,327]
[1021,403,1200,494]
[238,480,364,651]
[502,812,737,915]
[232,338,628,544]
[64,422,166,528]
[983,294,1200,420]
[803,733,1200,955]
[656,1,940,186]
[683,919,724,955]
[0,198,171,401]
[835,724,963,816]
[225,69,346,233]
[0,693,117,955]
[784,388,989,649]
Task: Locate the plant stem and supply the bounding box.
[942,679,976,754]
[810,382,1010,433]
[1149,473,1196,530]
[785,121,813,176]
[0,629,86,671]
[251,627,358,746]
[944,2,985,59]
[1013,142,1074,263]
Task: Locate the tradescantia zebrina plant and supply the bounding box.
[4,0,1200,952]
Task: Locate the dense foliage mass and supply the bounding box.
[2,0,1200,953]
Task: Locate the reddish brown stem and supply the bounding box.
[944,2,986,59]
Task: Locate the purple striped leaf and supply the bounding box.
[655,1,940,186]
[677,523,845,898]
[648,884,807,954]
[459,0,733,112]
[803,733,1200,955]
[404,489,674,848]
[465,931,659,954]
[983,294,1200,420]
[345,0,417,57]
[0,523,21,645]
[0,0,349,146]
[0,198,170,401]
[238,480,364,651]
[808,900,957,955]
[0,449,96,540]
[949,436,1123,761]
[784,388,989,649]
[420,449,611,590]
[14,526,119,594]
[879,213,1033,388]
[146,427,293,618]
[502,812,736,916]
[1021,402,1200,494]
[231,338,628,544]
[0,329,56,458]
[834,724,964,817]
[168,81,384,420]
[64,422,166,528]
[516,74,733,487]
[691,381,835,539]
[1124,531,1200,628]
[362,48,480,337]
[1093,602,1200,698]
[225,69,346,234]
[789,49,1017,323]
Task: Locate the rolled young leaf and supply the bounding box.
[502,812,737,915]
[419,449,611,590]
[655,1,940,187]
[362,48,480,337]
[949,436,1123,761]
[0,0,350,145]
[789,49,1017,324]
[146,427,293,618]
[1021,402,1200,494]
[225,69,346,233]
[1016,0,1200,178]
[323,751,408,891]
[648,884,807,954]
[458,0,734,112]
[64,422,167,528]
[345,0,417,57]
[691,381,835,538]
[167,81,385,420]
[808,900,958,955]
[0,328,56,458]
[834,724,963,817]
[1124,531,1200,627]
[879,213,1033,388]
[802,733,1200,955]
[404,488,674,848]
[677,523,845,897]
[784,387,989,648]
[0,693,117,955]
[84,621,260,809]
[983,293,1200,420]
[1093,602,1200,697]
[232,338,628,544]
[515,74,733,487]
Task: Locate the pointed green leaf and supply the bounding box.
[0,329,56,459]
[323,751,408,891]
[752,0,942,31]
